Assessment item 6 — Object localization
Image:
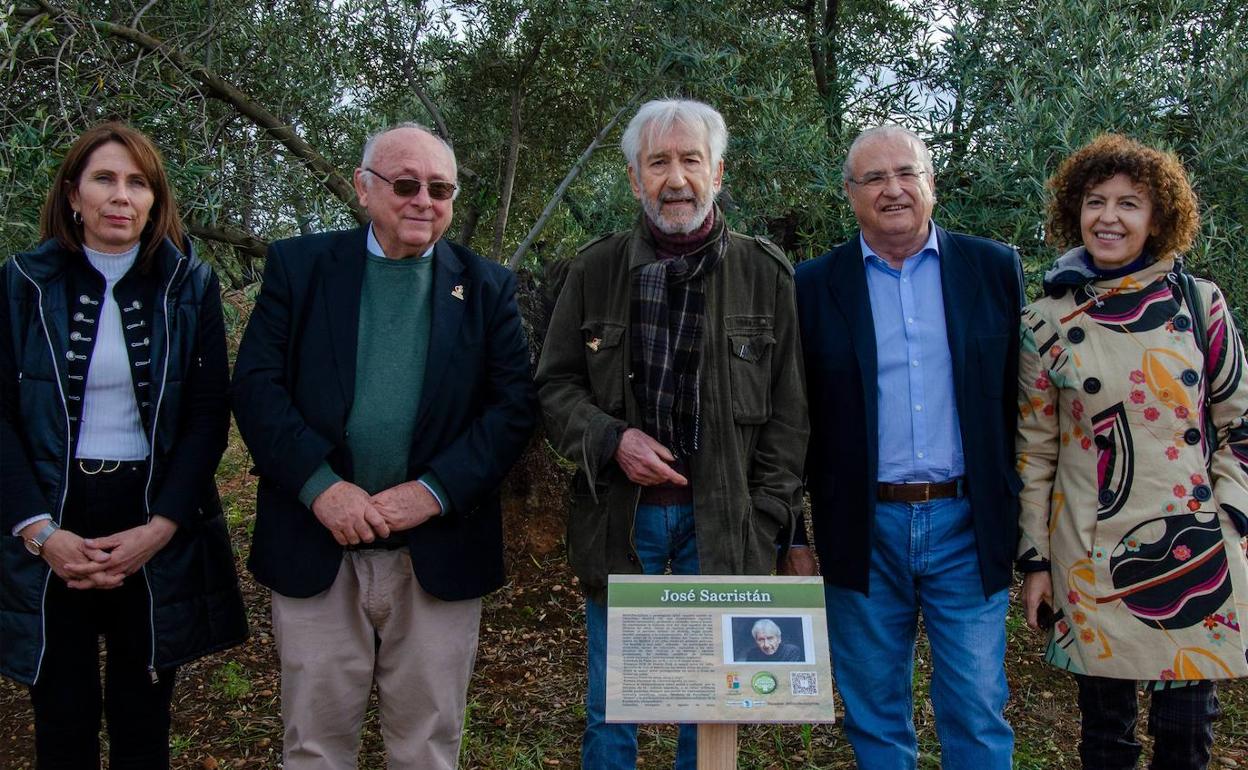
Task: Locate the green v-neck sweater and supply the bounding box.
[298,250,448,511]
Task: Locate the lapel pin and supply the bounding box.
[451,284,465,301]
[587,337,602,352]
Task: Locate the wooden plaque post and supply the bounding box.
[697,723,738,769]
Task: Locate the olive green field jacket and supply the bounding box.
[535,220,809,602]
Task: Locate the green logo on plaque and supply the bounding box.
[750,672,777,695]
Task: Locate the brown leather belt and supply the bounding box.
[877,478,962,503]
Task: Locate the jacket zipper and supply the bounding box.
[12,257,73,685]
[140,253,186,683]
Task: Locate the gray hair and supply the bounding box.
[360,122,459,196]
[751,618,782,638]
[621,99,728,171]
[842,125,934,182]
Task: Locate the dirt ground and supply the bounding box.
[3,430,1247,768]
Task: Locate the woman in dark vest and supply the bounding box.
[0,122,247,767]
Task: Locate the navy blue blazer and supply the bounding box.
[231,227,537,600]
[795,225,1024,597]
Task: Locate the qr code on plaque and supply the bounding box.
[790,671,818,696]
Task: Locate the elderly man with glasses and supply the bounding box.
[536,98,810,769]
[795,125,1024,768]
[232,123,536,769]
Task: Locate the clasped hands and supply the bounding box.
[24,516,178,590]
[312,480,441,546]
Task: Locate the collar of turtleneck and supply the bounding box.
[84,243,140,283]
[645,208,717,260]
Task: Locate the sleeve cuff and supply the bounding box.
[418,473,449,516]
[11,513,52,537]
[298,462,343,509]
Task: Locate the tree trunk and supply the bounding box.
[491,86,523,261]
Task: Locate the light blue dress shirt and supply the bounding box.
[861,224,965,483]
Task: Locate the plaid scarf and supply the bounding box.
[630,209,728,458]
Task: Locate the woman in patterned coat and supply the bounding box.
[1017,134,1248,770]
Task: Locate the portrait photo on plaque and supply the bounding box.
[723,615,813,665]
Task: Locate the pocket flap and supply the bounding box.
[729,333,776,363]
[581,321,625,352]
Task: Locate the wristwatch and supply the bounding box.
[23,520,59,557]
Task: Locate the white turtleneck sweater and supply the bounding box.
[77,244,150,460]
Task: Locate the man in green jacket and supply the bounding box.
[535,98,810,770]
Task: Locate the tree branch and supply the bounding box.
[29,0,366,222]
[188,221,269,262]
[507,85,646,270]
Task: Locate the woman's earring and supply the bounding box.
[72,210,83,225]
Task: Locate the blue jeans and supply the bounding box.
[584,502,699,770]
[823,496,1013,770]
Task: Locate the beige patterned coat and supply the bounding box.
[1017,252,1248,681]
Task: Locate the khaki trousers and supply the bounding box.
[271,549,482,770]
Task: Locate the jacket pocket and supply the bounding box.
[567,473,610,590]
[726,316,775,425]
[976,334,1008,398]
[743,500,785,575]
[582,321,627,414]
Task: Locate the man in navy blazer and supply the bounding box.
[232,124,536,769]
[796,126,1023,769]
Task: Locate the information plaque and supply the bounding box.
[604,575,835,724]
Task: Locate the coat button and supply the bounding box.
[1094,435,1111,449]
[1193,484,1212,502]
[79,294,91,304]
[1173,315,1191,331]
[1181,369,1199,386]
[1067,327,1085,343]
[1098,489,1115,506]
[1083,378,1101,394]
[1184,428,1202,445]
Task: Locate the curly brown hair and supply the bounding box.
[1046,134,1199,259]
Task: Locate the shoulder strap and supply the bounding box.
[1174,262,1218,457]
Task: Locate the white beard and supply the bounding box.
[642,188,715,235]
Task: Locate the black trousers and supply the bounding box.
[1076,674,1219,770]
[28,460,176,770]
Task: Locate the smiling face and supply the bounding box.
[844,132,935,261]
[68,141,155,253]
[354,127,456,258]
[628,120,723,235]
[753,629,782,656]
[1080,173,1158,270]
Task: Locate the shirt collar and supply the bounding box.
[860,221,940,266]
[367,223,435,260]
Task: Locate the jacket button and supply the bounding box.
[1083,378,1101,394]
[1067,327,1085,343]
[1184,428,1202,445]
[1173,315,1192,331]
[1098,489,1115,506]
[1193,484,1212,502]
[1181,369,1199,386]
[1094,435,1111,449]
